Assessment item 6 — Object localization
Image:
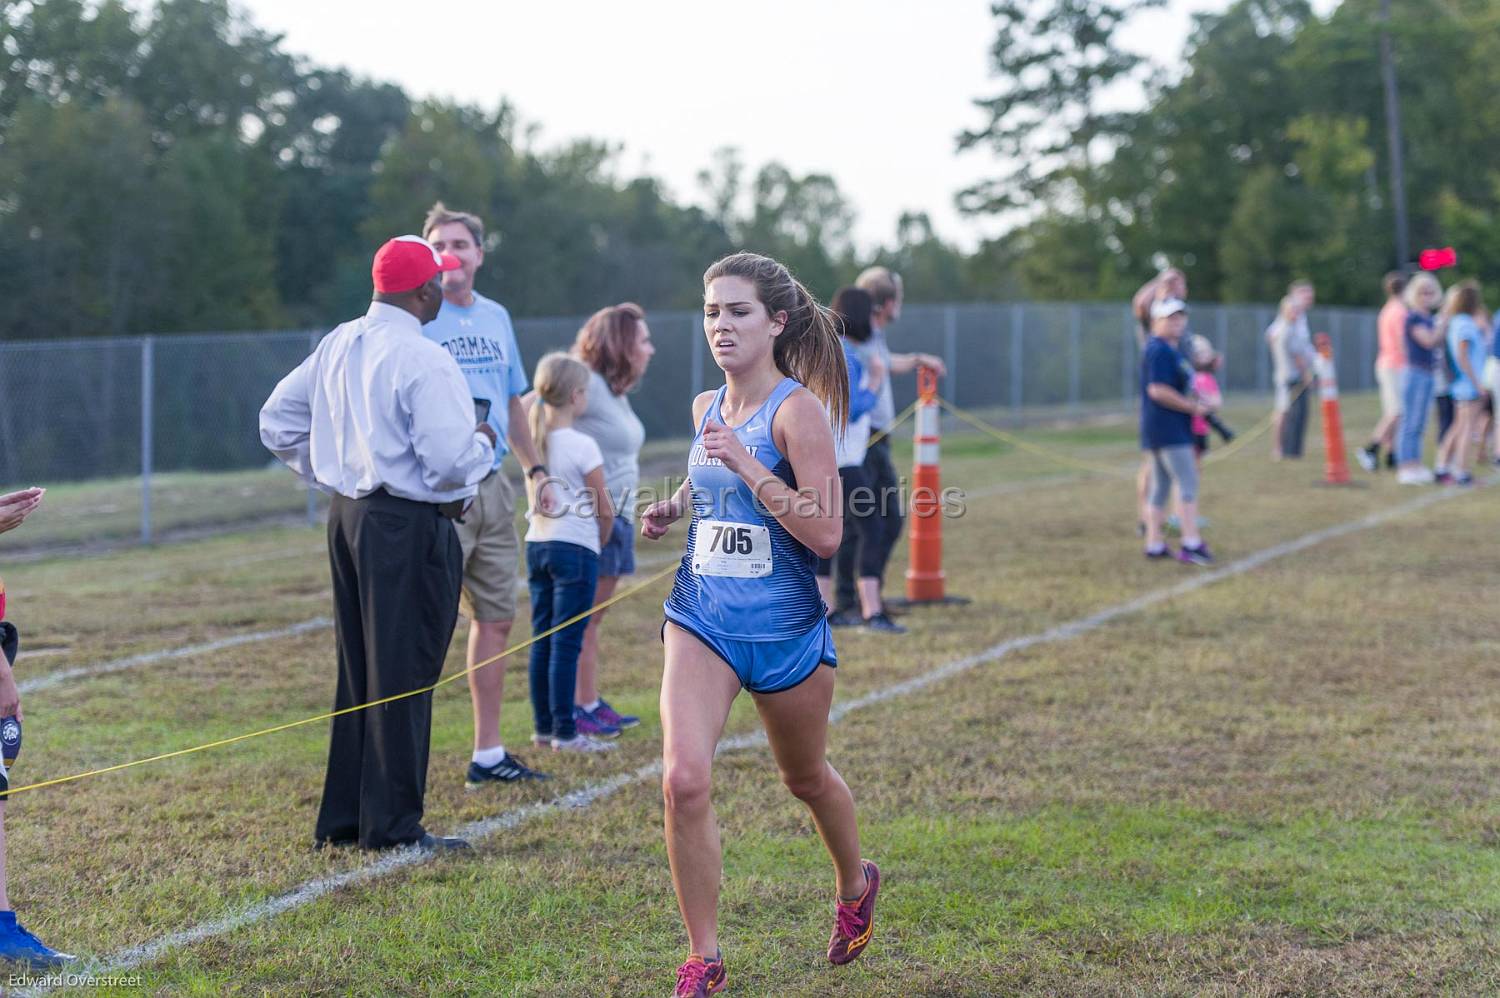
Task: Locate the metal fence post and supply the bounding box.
[1255,308,1271,394]
[1215,308,1229,386]
[1009,304,1024,424]
[306,329,319,527]
[943,306,958,408]
[689,313,705,399]
[140,335,154,545]
[1121,309,1135,406]
[1067,305,1081,411]
[1360,312,1376,391]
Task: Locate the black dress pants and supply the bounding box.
[1280,379,1311,458]
[314,490,462,850]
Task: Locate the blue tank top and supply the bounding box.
[664,378,824,640]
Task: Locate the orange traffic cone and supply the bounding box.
[1314,333,1351,485]
[899,368,969,606]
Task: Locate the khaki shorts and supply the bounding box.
[1376,365,1403,420]
[453,470,520,622]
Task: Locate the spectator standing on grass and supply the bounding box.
[0,487,73,967]
[1435,281,1487,485]
[260,236,492,852]
[523,353,616,753]
[1140,298,1214,565]
[832,267,944,625]
[1358,271,1409,472]
[816,287,897,632]
[568,303,654,737]
[422,203,553,787]
[1395,272,1446,484]
[1431,326,1457,480]
[1267,281,1318,460]
[1131,268,1187,535]
[1488,310,1500,464]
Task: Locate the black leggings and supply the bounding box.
[831,437,904,609]
[818,464,884,584]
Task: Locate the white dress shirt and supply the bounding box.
[260,302,495,503]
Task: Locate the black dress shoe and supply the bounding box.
[414,833,472,853]
[313,836,357,852]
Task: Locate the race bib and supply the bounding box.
[691,520,772,578]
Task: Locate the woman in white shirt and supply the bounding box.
[569,303,655,736]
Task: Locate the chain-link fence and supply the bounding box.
[0,301,1378,552]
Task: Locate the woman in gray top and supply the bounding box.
[569,302,654,736]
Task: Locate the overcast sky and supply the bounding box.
[236,0,1321,253]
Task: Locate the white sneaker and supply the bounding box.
[551,734,618,753]
[1397,467,1435,485]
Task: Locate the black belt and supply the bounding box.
[356,488,467,520]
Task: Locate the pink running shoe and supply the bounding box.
[828,859,880,966]
[673,952,726,996]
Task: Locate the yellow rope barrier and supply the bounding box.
[3,404,927,798]
[935,397,1131,477]
[5,562,680,797]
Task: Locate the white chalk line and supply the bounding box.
[47,482,1473,990]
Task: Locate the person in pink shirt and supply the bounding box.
[1358,271,1409,471]
[1187,335,1224,465]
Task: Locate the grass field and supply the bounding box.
[2,392,1498,996]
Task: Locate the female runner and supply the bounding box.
[641,252,879,996]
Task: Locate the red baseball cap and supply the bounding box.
[371,235,462,294]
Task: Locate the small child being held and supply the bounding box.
[1187,335,1230,462]
[524,354,616,754]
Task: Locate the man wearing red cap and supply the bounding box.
[260,236,496,852]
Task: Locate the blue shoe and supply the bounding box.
[0,911,74,967]
[592,698,639,730]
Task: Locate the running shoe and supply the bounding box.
[573,705,621,739]
[1144,546,1174,561]
[466,752,550,788]
[828,859,880,966]
[1177,543,1214,566]
[673,952,726,996]
[1455,472,1475,487]
[1397,467,1435,485]
[552,733,618,753]
[593,698,640,729]
[1435,470,1454,486]
[862,612,907,634]
[827,608,864,627]
[1356,445,1378,472]
[0,912,73,968]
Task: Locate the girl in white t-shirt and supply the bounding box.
[524,353,615,752]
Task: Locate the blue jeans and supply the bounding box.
[526,541,599,740]
[1396,368,1435,464]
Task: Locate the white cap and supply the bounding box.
[1151,297,1188,319]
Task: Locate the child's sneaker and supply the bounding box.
[673,952,726,996]
[0,912,73,968]
[1177,542,1214,566]
[1144,546,1174,561]
[551,733,617,753]
[828,859,880,965]
[1356,445,1378,472]
[593,698,640,729]
[573,705,621,739]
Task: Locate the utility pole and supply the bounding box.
[1379,0,1411,269]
